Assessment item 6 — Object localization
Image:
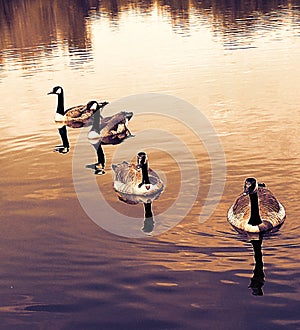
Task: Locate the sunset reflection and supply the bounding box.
[0,0,95,69]
[1,0,300,328]
[1,0,300,70]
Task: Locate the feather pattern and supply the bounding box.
[112,154,164,196]
[87,109,133,142]
[100,111,133,137]
[227,179,286,233]
[65,104,95,121]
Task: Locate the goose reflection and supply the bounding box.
[248,235,265,296]
[142,202,155,234]
[116,192,162,235]
[54,125,70,154]
[87,139,106,175]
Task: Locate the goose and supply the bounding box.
[112,152,164,196]
[87,105,133,143]
[47,86,108,123]
[227,177,286,233]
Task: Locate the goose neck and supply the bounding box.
[141,162,150,185]
[248,191,262,225]
[91,110,100,133]
[56,92,64,115]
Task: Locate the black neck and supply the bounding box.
[248,191,262,225]
[56,92,64,115]
[91,109,100,133]
[142,162,150,185]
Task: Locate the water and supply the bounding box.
[1,0,300,329]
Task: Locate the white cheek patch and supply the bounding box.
[90,102,98,110]
[56,88,62,94]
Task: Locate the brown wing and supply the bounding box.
[148,168,163,185]
[232,187,281,221]
[100,112,127,136]
[65,105,96,122]
[65,105,85,118]
[232,194,251,221]
[100,129,131,145]
[257,188,280,219]
[113,162,142,185]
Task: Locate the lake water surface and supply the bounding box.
[1,1,300,329]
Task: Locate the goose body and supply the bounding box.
[48,86,108,124]
[87,108,133,143]
[112,152,164,196]
[227,178,286,233]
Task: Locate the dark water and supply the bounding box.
[1,1,300,329]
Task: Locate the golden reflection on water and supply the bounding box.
[0,2,300,325]
[1,0,300,65]
[1,0,299,233]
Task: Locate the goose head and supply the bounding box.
[48,86,65,118]
[86,100,100,111]
[137,152,148,170]
[124,111,134,121]
[243,177,258,195]
[48,86,64,96]
[99,101,109,108]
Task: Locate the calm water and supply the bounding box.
[1,0,300,329]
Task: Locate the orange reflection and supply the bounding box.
[0,0,96,68]
[1,0,299,67]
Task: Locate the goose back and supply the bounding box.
[228,186,285,233]
[100,111,133,137]
[112,161,164,196]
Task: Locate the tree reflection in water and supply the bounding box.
[1,0,299,68]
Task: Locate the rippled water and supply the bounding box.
[1,1,300,329]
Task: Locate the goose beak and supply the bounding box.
[145,185,150,190]
[100,101,109,107]
[47,91,54,95]
[125,112,134,120]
